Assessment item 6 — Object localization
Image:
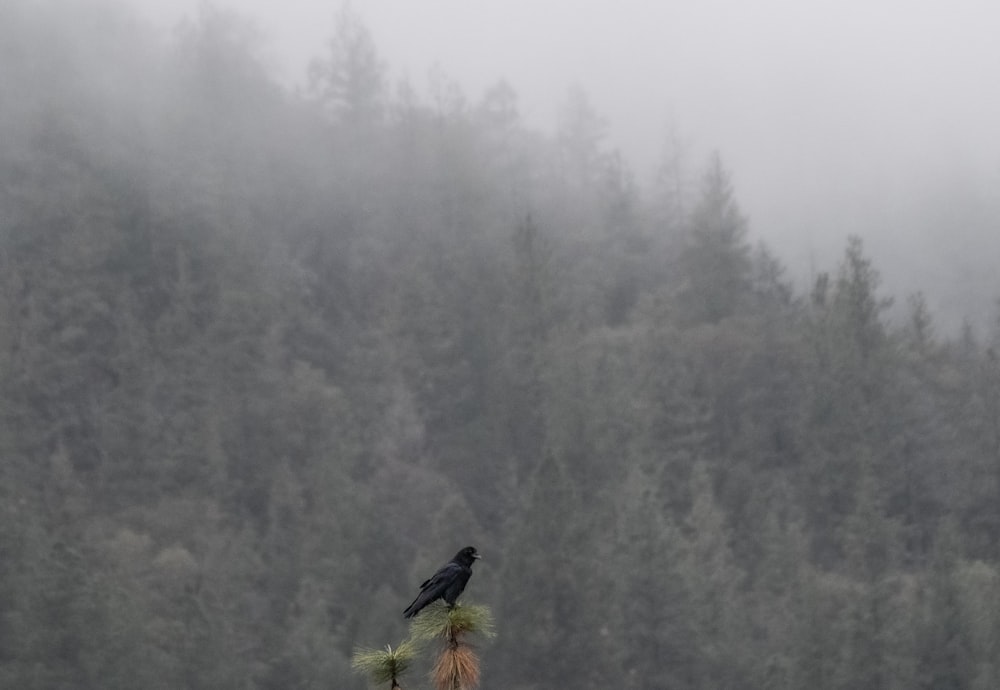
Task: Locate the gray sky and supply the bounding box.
[126,0,1000,323]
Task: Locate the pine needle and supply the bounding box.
[407,602,496,642]
[351,640,417,686]
[432,642,480,690]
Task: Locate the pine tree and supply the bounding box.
[308,2,385,126]
[352,604,493,690]
[618,469,697,689]
[917,521,973,690]
[802,236,896,564]
[676,153,752,325]
[682,462,748,688]
[352,641,418,690]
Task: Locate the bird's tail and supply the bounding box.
[402,598,420,619]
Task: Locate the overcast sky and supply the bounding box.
[125,0,1000,321]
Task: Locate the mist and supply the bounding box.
[126,0,1000,328]
[4,0,1000,688]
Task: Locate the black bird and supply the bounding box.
[403,546,480,619]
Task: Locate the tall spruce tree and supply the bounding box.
[677,153,752,325]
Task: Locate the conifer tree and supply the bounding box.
[676,153,752,325]
[409,603,494,690]
[308,2,385,126]
[917,520,973,690]
[352,603,493,690]
[352,641,418,690]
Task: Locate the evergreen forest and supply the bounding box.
[2,3,1000,689]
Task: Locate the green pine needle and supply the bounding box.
[407,602,496,643]
[351,640,417,685]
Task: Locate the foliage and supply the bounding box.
[404,604,492,690]
[407,603,495,644]
[431,643,480,690]
[3,2,1000,689]
[352,642,418,687]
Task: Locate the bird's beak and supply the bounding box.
[474,553,482,559]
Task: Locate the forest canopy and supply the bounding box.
[2,2,1000,689]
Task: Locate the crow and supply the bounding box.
[403,546,480,619]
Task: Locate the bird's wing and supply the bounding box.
[419,562,463,595]
[404,562,464,618]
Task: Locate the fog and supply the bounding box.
[8,2,1000,687]
[127,0,1000,327]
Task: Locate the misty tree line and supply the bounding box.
[2,2,1000,689]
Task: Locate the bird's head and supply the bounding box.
[455,546,480,566]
